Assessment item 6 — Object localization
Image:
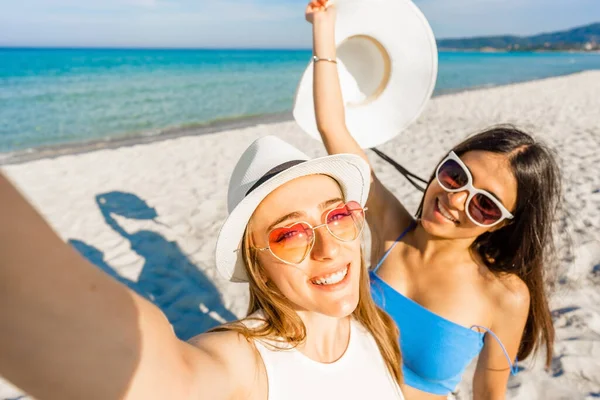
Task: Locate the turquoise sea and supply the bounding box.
[1,48,600,153]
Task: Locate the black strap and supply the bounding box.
[370,148,428,192]
[246,160,306,196]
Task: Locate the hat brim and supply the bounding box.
[293,0,437,149]
[215,153,370,282]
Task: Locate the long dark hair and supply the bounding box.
[416,125,561,368]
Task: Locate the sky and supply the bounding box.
[0,0,599,48]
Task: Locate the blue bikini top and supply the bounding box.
[369,222,518,395]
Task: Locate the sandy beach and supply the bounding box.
[1,71,599,399]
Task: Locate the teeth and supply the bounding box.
[311,267,348,286]
[437,199,458,223]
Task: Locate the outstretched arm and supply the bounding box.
[307,0,414,254]
[0,172,250,400]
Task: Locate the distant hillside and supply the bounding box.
[438,22,600,51]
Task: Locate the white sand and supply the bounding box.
[1,71,599,399]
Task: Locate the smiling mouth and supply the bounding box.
[436,198,459,224]
[310,265,349,286]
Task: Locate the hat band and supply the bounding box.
[246,160,306,196]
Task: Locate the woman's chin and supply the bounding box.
[420,213,442,232]
[316,296,359,319]
[420,214,455,238]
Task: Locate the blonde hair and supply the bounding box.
[211,227,403,386]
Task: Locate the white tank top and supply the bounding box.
[244,313,404,400]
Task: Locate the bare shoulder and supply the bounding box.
[488,273,531,319]
[185,328,266,399]
[188,329,259,368]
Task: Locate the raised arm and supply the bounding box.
[308,0,365,161]
[0,172,253,400]
[307,0,414,254]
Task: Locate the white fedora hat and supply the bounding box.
[215,136,370,282]
[293,0,438,149]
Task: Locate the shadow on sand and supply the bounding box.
[69,191,236,340]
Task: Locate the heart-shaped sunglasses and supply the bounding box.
[252,201,367,265]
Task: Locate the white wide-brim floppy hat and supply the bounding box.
[215,136,370,282]
[293,0,438,149]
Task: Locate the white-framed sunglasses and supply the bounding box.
[436,151,514,227]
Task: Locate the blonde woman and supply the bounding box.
[0,136,404,400]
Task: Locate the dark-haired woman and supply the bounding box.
[307,1,561,398]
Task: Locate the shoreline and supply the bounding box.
[438,47,600,54]
[0,112,292,166]
[1,69,597,166]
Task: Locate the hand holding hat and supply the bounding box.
[295,0,438,149]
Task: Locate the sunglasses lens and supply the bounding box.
[327,201,365,241]
[268,222,314,264]
[438,159,468,190]
[469,194,503,226]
